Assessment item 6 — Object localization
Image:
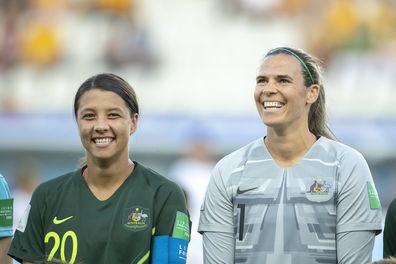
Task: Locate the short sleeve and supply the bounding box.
[154,182,190,238]
[198,164,234,234]
[8,185,46,263]
[0,174,11,200]
[336,150,382,234]
[151,182,190,263]
[0,174,13,238]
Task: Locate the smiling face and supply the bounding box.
[76,89,138,164]
[254,54,318,132]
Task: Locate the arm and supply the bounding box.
[151,182,190,263]
[336,150,382,262]
[337,231,376,264]
[9,189,45,262]
[0,237,12,264]
[203,231,234,264]
[198,164,235,263]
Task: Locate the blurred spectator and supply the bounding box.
[20,16,62,68]
[305,0,396,63]
[168,124,216,264]
[96,0,135,15]
[104,15,159,71]
[0,0,65,69]
[368,0,396,52]
[0,2,23,71]
[11,159,40,230]
[278,0,311,16]
[306,0,363,62]
[32,0,65,10]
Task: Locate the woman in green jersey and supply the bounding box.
[199,47,382,264]
[9,73,190,264]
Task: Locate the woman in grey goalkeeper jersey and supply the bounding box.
[198,47,382,264]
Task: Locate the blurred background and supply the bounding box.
[1,0,396,262]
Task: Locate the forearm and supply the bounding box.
[0,237,12,264]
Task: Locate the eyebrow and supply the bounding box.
[256,74,293,81]
[107,107,124,112]
[79,107,124,113]
[256,75,264,81]
[276,75,293,80]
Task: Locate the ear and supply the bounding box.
[306,84,320,104]
[129,113,139,135]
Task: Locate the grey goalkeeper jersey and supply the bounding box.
[198,137,382,264]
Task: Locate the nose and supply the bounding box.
[261,81,277,96]
[94,118,109,132]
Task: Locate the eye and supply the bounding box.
[108,113,120,119]
[81,113,95,120]
[279,78,290,83]
[256,77,267,85]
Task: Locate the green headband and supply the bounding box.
[270,48,314,84]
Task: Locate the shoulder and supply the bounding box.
[34,170,79,196]
[216,138,264,173]
[134,162,183,194]
[315,137,367,166]
[0,174,10,195]
[207,138,265,189]
[0,174,11,200]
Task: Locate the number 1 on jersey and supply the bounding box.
[237,204,245,241]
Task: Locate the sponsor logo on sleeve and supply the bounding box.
[0,198,13,228]
[172,211,190,241]
[367,182,381,209]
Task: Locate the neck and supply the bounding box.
[265,128,317,167]
[84,157,134,188]
[83,158,134,201]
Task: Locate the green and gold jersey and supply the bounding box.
[9,162,190,264]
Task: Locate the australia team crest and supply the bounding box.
[123,206,150,231]
[305,178,334,202]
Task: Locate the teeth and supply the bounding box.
[94,138,112,144]
[264,101,283,108]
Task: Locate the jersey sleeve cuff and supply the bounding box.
[337,222,382,235]
[198,223,234,234]
[0,230,13,237]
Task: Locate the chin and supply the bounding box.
[262,119,284,129]
[261,116,276,125]
[87,151,114,161]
